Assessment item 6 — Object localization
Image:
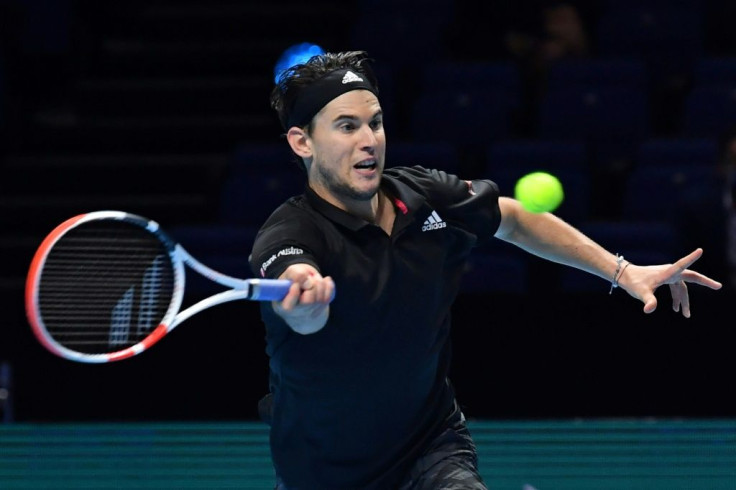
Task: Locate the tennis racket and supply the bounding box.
[25,210,291,363]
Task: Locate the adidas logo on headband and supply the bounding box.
[286,68,377,128]
[342,71,364,84]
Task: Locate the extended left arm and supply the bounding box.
[495,197,722,317]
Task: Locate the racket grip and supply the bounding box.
[250,279,292,301]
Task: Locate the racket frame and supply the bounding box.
[25,211,289,363]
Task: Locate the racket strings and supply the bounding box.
[37,221,176,354]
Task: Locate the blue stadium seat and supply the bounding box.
[537,86,650,168]
[683,85,736,138]
[16,0,73,55]
[620,164,725,272]
[579,220,683,256]
[460,250,528,295]
[620,165,721,222]
[487,140,588,175]
[372,62,398,134]
[350,0,455,70]
[218,171,304,227]
[596,4,704,85]
[420,60,521,98]
[226,144,305,227]
[230,143,297,176]
[387,141,459,174]
[538,86,650,143]
[635,138,718,168]
[546,58,648,93]
[599,0,701,7]
[0,55,4,128]
[409,60,522,151]
[692,56,736,87]
[168,223,260,257]
[410,89,519,148]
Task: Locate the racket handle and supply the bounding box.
[249,279,292,301]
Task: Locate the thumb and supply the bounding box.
[642,294,658,314]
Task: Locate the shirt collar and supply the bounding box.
[304,173,426,231]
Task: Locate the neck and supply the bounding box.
[340,190,394,234]
[370,191,396,235]
[309,182,395,234]
[341,190,382,223]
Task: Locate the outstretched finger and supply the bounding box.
[665,249,723,290]
[671,248,703,272]
[680,270,723,290]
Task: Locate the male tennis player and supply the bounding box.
[249,51,722,490]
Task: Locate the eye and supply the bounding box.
[369,118,383,131]
[339,122,356,132]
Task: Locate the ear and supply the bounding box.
[286,127,312,159]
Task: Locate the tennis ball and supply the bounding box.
[514,171,564,213]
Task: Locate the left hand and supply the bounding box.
[617,248,722,318]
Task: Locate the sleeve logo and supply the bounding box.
[260,246,304,277]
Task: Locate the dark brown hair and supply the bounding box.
[270,51,379,132]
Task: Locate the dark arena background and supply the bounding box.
[1,1,734,488]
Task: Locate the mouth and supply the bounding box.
[353,158,377,171]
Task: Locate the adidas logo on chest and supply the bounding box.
[422,211,446,232]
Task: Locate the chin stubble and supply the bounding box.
[315,164,378,202]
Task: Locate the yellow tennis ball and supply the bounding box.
[514,171,564,213]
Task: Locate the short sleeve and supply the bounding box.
[249,207,322,279]
[386,166,502,244]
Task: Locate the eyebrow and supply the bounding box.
[332,109,383,123]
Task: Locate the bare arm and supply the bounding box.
[495,197,722,317]
[495,197,619,279]
[273,263,335,334]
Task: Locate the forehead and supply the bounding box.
[319,90,381,118]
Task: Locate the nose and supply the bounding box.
[359,124,378,153]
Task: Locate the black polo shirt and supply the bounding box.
[249,166,501,490]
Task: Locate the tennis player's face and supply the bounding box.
[307,90,386,208]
